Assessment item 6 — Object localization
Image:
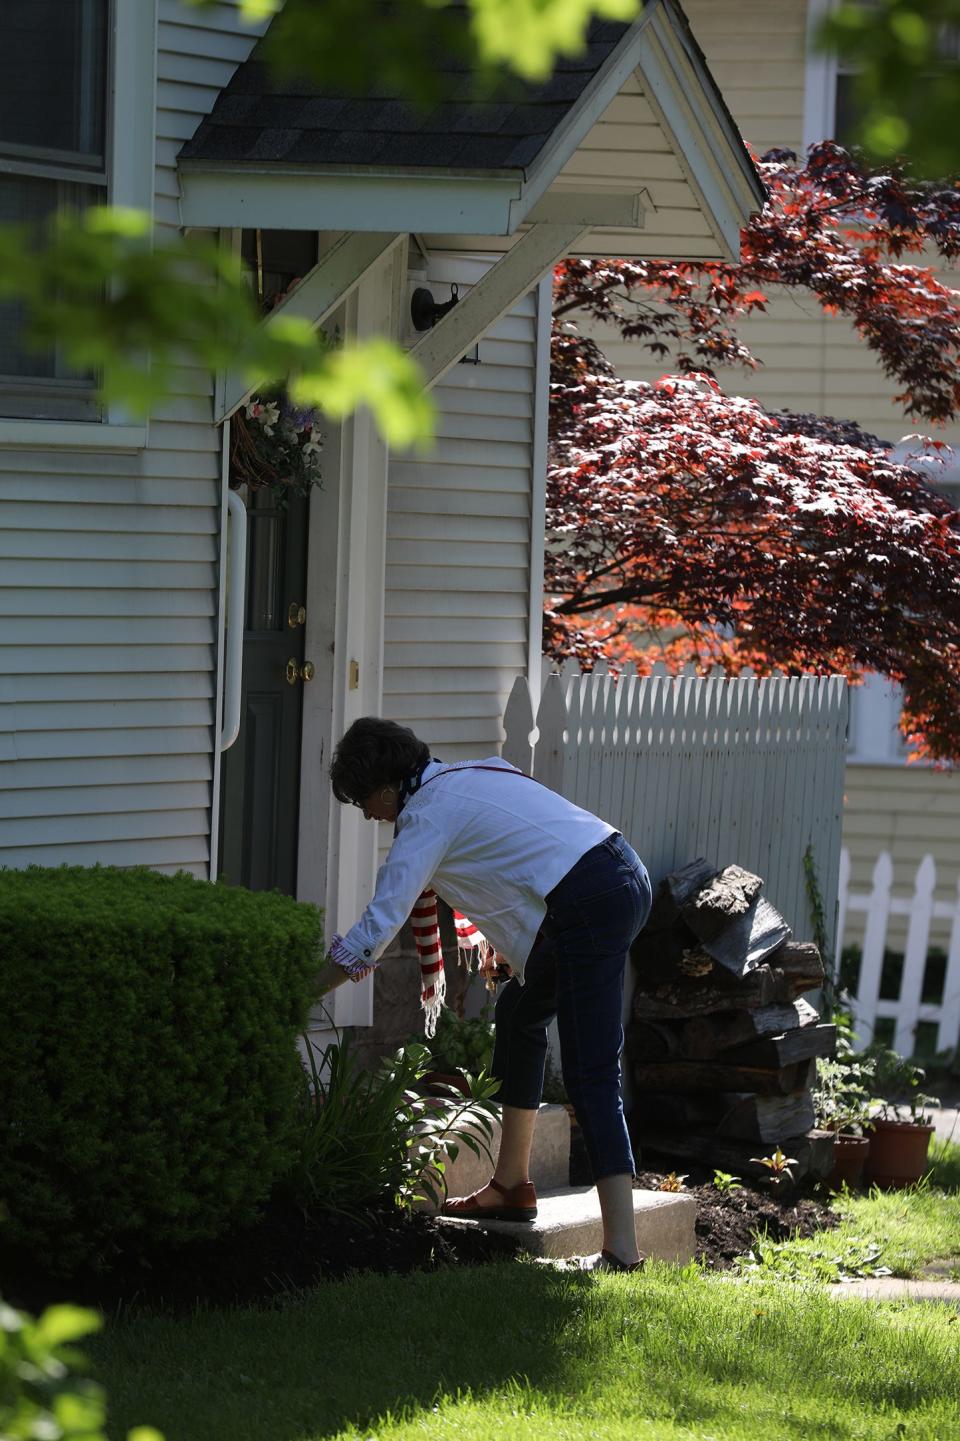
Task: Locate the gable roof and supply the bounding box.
[177,0,764,261]
[179,20,633,174]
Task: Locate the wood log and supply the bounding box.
[681,998,820,1060]
[643,858,719,930]
[630,1088,815,1142]
[630,923,714,985]
[701,895,792,977]
[624,1019,685,1063]
[680,1002,812,1060]
[631,1057,816,1096]
[714,1090,816,1142]
[680,863,764,942]
[722,1023,836,1069]
[631,1125,835,1183]
[631,943,824,1020]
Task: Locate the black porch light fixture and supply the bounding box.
[411,282,459,330]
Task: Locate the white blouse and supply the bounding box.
[335,758,614,980]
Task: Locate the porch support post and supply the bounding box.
[408,221,591,391]
[216,230,405,423]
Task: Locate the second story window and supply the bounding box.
[0,0,110,421]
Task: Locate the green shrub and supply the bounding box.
[0,1295,161,1441]
[0,866,322,1274]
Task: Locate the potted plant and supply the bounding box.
[861,1045,940,1189]
[812,1056,876,1189]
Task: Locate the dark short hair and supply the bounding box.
[329,716,431,805]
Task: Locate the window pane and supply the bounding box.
[0,173,102,418]
[834,72,860,149]
[0,0,108,167]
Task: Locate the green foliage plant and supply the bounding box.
[712,1170,742,1194]
[0,1296,161,1441]
[0,865,322,1275]
[812,1056,877,1137]
[287,1033,499,1214]
[862,1043,941,1123]
[750,1147,798,1189]
[417,1003,496,1077]
[0,207,434,445]
[194,0,644,96]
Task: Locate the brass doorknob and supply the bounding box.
[288,602,306,628]
[285,658,316,685]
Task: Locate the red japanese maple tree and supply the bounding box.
[547,144,960,762]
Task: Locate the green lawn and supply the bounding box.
[93,1260,960,1441]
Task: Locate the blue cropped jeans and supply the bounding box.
[491,832,652,1182]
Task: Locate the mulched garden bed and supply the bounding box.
[636,1163,837,1271]
[0,1198,520,1318]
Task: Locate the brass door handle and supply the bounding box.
[285,659,316,685]
[288,602,306,628]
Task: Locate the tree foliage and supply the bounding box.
[548,146,960,762]
[190,0,642,95]
[556,143,960,422]
[817,0,960,179]
[0,207,433,447]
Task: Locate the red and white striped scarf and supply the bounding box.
[411,887,493,1036]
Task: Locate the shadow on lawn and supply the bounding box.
[92,1264,940,1441]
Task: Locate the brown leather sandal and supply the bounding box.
[442,1176,538,1222]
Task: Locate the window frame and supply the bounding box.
[0,0,157,448]
[803,0,840,152]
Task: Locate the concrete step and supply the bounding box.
[438,1185,697,1263]
[418,1102,571,1209]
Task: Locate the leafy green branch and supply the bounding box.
[0,207,434,447]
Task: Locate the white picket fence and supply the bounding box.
[502,661,849,949]
[837,848,960,1056]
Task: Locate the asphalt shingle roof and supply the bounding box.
[179,19,633,173]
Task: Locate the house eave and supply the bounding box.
[178,165,524,234]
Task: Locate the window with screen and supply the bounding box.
[0,0,110,421]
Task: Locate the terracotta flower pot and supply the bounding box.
[862,1118,935,1189]
[826,1133,870,1190]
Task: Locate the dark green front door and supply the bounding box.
[218,485,310,894]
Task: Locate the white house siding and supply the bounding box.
[383,255,543,762]
[552,73,722,260]
[0,2,264,875]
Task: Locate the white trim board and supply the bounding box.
[803,0,839,151]
[408,221,590,390]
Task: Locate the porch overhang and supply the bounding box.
[178,0,763,264]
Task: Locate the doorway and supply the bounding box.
[218,484,311,894]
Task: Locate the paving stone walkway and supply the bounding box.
[930,1100,960,1147]
[825,1276,960,1305]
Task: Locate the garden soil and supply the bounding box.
[571,1130,837,1269]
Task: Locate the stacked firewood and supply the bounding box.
[628,859,836,1183]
